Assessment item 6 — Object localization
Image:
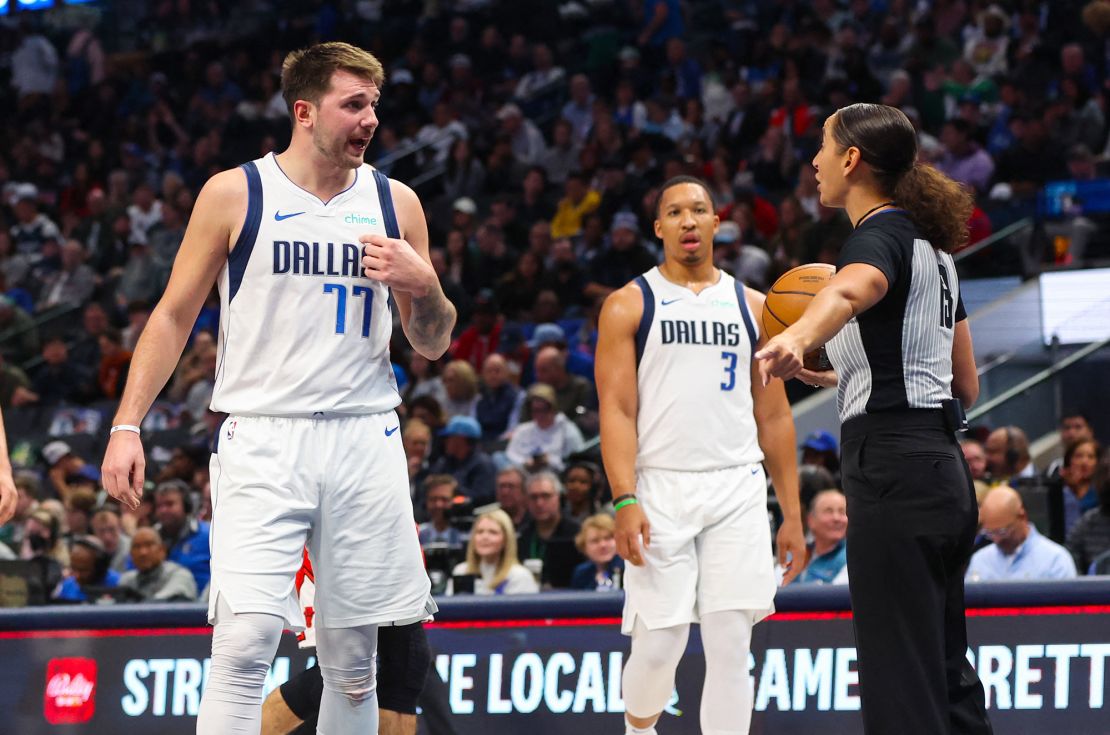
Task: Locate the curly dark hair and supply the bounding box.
[831,103,973,253]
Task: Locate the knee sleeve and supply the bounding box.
[621,620,690,719]
[196,596,285,734]
[377,622,431,714]
[315,624,380,734]
[700,610,755,735]
[316,624,379,703]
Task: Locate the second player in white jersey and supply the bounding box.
[632,266,762,471]
[212,152,400,417]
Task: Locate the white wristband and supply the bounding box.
[110,424,142,436]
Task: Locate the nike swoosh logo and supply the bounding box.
[661,298,681,306]
[385,426,399,437]
[274,210,306,221]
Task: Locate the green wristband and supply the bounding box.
[614,497,639,512]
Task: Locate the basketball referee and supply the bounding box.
[757,103,993,735]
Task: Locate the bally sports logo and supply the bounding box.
[44,657,97,724]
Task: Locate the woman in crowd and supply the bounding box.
[450,509,538,595]
[1061,438,1100,535]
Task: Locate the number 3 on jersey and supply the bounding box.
[323,282,374,337]
[721,351,738,391]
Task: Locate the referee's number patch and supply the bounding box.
[938,264,954,329]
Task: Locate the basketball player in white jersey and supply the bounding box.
[595,176,806,735]
[101,42,455,734]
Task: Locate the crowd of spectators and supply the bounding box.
[2,0,1110,604]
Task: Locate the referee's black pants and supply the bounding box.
[840,410,993,735]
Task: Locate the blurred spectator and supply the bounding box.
[402,418,433,498]
[795,490,849,585]
[31,336,92,405]
[561,74,595,143]
[416,102,468,166]
[1047,412,1096,478]
[541,119,581,186]
[96,327,132,399]
[153,479,211,593]
[991,110,1066,202]
[0,352,37,409]
[0,296,41,366]
[12,21,59,104]
[90,506,131,574]
[0,473,40,552]
[449,509,538,595]
[495,251,546,321]
[963,5,1010,78]
[1061,440,1101,537]
[551,171,601,239]
[417,475,467,548]
[514,43,565,102]
[475,353,523,442]
[10,191,61,260]
[118,527,198,602]
[800,431,841,483]
[42,441,86,502]
[429,416,496,508]
[516,470,584,589]
[55,535,119,603]
[570,513,624,591]
[527,344,597,432]
[440,360,480,420]
[497,103,547,166]
[936,119,994,195]
[563,460,604,524]
[505,383,585,473]
[1067,476,1110,575]
[960,438,992,504]
[450,289,502,371]
[985,426,1036,483]
[584,212,658,301]
[121,300,152,351]
[38,240,97,312]
[495,465,530,529]
[442,138,486,204]
[767,195,814,280]
[63,487,98,545]
[966,486,1077,581]
[68,302,109,368]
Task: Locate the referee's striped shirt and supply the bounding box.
[825,210,966,422]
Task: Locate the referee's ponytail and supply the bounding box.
[831,103,973,253]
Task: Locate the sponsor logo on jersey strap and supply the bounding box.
[661,298,682,306]
[385,425,399,437]
[274,210,306,221]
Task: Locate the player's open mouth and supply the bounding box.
[349,137,370,152]
[680,233,700,249]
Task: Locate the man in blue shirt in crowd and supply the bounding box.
[795,489,848,585]
[966,486,1076,582]
[153,479,211,593]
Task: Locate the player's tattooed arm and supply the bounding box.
[406,287,456,358]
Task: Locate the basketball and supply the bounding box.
[762,263,837,370]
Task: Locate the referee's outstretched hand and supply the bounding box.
[754,334,805,385]
[615,500,650,567]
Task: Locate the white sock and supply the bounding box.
[625,719,658,735]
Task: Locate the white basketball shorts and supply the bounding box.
[206,411,435,630]
[622,463,775,634]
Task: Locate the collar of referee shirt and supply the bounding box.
[854,200,896,229]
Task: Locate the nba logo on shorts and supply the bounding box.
[43,657,97,724]
[226,419,238,441]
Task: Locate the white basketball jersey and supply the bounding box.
[634,267,763,471]
[210,153,400,417]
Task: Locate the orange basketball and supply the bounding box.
[762,263,837,371]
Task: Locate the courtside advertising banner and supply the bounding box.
[1,607,1108,734]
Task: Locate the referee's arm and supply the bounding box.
[952,320,978,406]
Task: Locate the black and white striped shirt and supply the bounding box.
[825,211,966,422]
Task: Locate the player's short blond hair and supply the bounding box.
[281,41,385,116]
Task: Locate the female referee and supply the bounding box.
[757,103,993,735]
